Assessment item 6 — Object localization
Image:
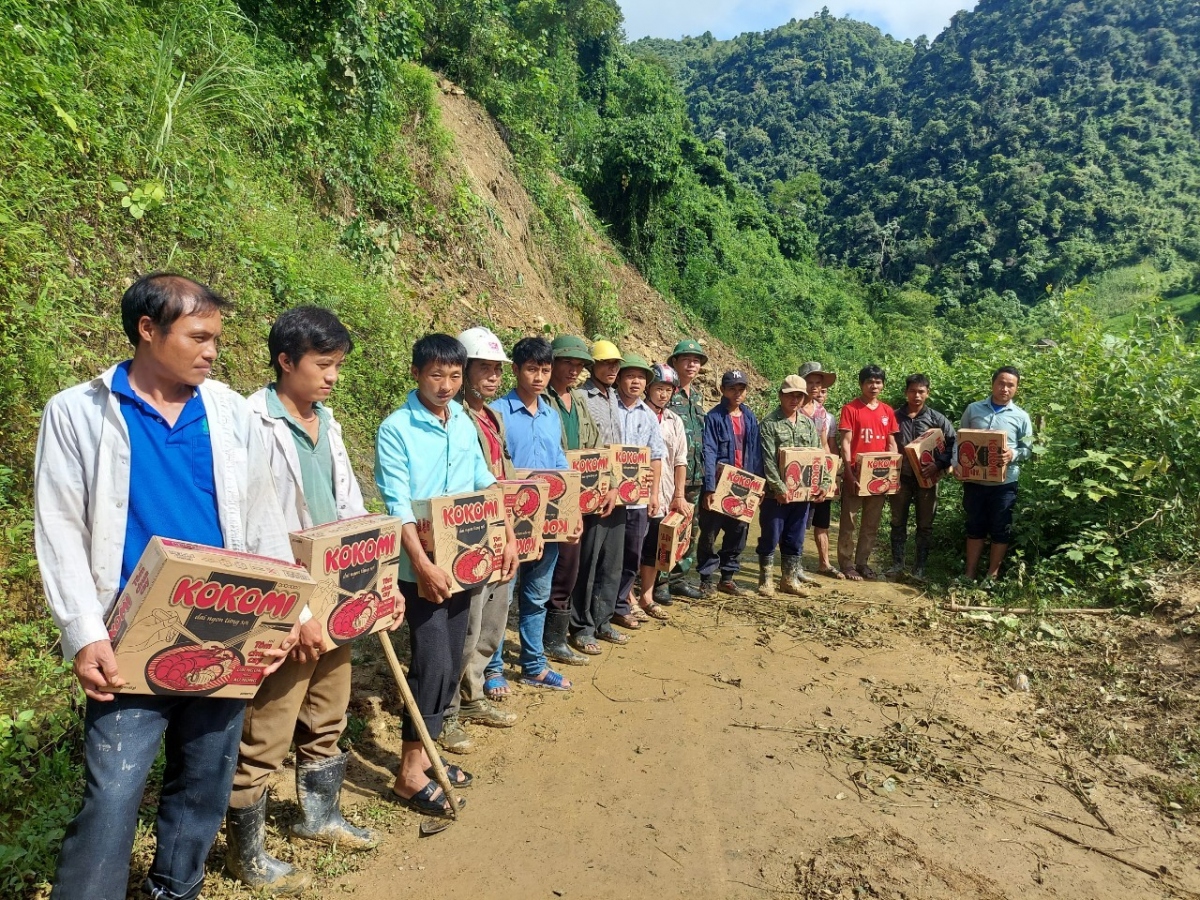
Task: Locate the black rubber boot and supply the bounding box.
[291,753,378,850]
[653,575,673,606]
[225,794,310,895]
[544,608,590,666]
[885,538,906,578]
[913,540,931,581]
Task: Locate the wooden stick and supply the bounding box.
[945,603,1115,615]
[1031,822,1173,884]
[377,632,461,820]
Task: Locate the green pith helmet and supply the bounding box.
[551,334,594,362]
[618,352,654,380]
[668,338,708,366]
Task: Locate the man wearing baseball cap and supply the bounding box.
[798,363,841,578]
[665,339,708,600]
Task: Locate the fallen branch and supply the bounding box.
[945,603,1115,615]
[1031,822,1179,887]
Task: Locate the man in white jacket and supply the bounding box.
[226,306,402,893]
[35,273,296,900]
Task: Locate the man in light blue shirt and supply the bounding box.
[952,366,1033,582]
[375,334,517,818]
[491,337,575,691]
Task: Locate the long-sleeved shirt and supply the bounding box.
[894,402,956,478]
[953,399,1034,485]
[668,384,706,488]
[375,391,497,582]
[615,395,666,511]
[490,391,569,470]
[547,384,601,451]
[759,406,821,497]
[653,407,688,512]
[702,402,763,492]
[580,378,622,445]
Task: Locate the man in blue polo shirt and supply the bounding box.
[492,336,575,691]
[35,273,295,900]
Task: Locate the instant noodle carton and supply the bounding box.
[498,479,548,563]
[904,431,947,489]
[564,448,612,515]
[412,487,507,597]
[105,538,315,698]
[778,448,839,502]
[855,453,902,496]
[711,464,766,523]
[606,444,652,506]
[957,429,1009,483]
[515,469,582,542]
[290,515,403,647]
[655,509,694,572]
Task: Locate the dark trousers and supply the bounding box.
[697,508,749,579]
[399,582,470,743]
[890,474,937,552]
[963,481,1019,544]
[570,507,626,641]
[52,694,245,900]
[669,484,701,578]
[755,498,812,557]
[550,539,581,612]
[617,506,650,615]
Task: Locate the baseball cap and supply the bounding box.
[721,370,749,388]
[779,374,808,395]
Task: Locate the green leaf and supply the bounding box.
[108,178,129,194]
[51,103,78,132]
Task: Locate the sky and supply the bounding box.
[618,0,974,43]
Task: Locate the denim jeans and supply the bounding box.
[515,542,560,677]
[52,693,245,900]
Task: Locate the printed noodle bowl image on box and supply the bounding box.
[323,528,398,644]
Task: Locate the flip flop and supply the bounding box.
[425,758,473,789]
[570,634,603,655]
[520,669,571,691]
[611,613,642,630]
[817,566,846,580]
[388,780,466,818]
[842,568,863,581]
[640,602,670,621]
[483,674,511,701]
[857,565,879,581]
[597,628,629,645]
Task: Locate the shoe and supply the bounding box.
[653,580,673,606]
[669,579,701,600]
[460,699,518,728]
[225,795,310,895]
[757,554,776,596]
[437,716,474,754]
[912,543,930,582]
[544,608,590,666]
[699,576,716,598]
[290,753,377,850]
[717,579,745,597]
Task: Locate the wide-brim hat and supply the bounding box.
[797,361,837,388]
[667,338,708,366]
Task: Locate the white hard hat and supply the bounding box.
[457,327,510,362]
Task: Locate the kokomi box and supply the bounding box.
[779,448,839,502]
[412,487,507,596]
[606,444,652,506]
[498,479,548,563]
[105,537,315,698]
[290,515,403,647]
[957,429,1009,483]
[565,448,612,515]
[855,453,902,496]
[904,431,947,489]
[515,469,583,542]
[712,464,766,523]
[655,508,694,572]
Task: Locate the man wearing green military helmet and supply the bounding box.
[665,338,708,600]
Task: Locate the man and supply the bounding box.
[665,338,707,600]
[837,365,899,581]
[798,363,841,578]
[698,370,762,597]
[570,340,628,651]
[491,336,575,690]
[228,307,400,893]
[887,374,956,581]
[545,334,601,666]
[757,375,821,596]
[375,334,518,817]
[35,273,296,900]
[954,366,1033,582]
[610,353,665,631]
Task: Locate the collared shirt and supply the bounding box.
[580,378,623,445]
[894,402,956,478]
[615,394,666,511]
[111,362,223,590]
[954,399,1033,484]
[668,383,706,487]
[654,407,688,511]
[759,406,821,497]
[265,385,337,526]
[490,391,569,470]
[547,384,601,451]
[547,384,580,450]
[375,391,497,582]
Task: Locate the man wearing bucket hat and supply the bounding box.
[665,338,708,600]
[798,363,841,578]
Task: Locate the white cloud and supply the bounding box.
[620,0,974,42]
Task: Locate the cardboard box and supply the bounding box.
[412,487,507,596]
[290,515,403,647]
[904,431,947,489]
[565,448,612,515]
[712,463,766,523]
[498,479,548,563]
[855,453,902,496]
[829,456,845,500]
[515,469,582,542]
[958,429,1009,483]
[105,537,315,698]
[607,444,652,506]
[655,509,694,572]
[779,448,839,502]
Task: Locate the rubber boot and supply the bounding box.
[912,540,930,581]
[291,753,378,850]
[544,608,589,666]
[225,794,310,895]
[778,555,810,596]
[653,575,673,606]
[885,538,906,578]
[757,553,776,596]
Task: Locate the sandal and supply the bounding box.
[389,780,466,817]
[483,674,511,702]
[520,669,571,691]
[640,602,670,621]
[611,613,642,630]
[630,607,650,622]
[570,634,603,656]
[817,566,846,580]
[597,628,629,645]
[857,565,878,581]
[842,568,864,581]
[425,758,473,789]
